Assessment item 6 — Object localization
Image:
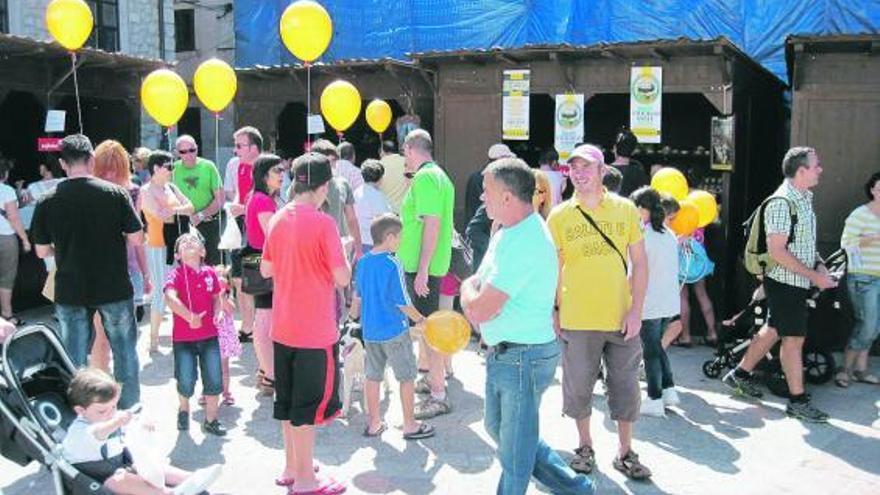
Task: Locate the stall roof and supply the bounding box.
[0,33,169,72]
[235,58,426,76]
[785,34,880,86]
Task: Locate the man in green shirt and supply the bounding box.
[172,135,224,265]
[399,129,455,419]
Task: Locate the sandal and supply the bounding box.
[834,368,851,388]
[853,370,880,385]
[569,445,595,474]
[362,422,387,437]
[259,376,275,396]
[2,315,23,326]
[289,477,345,495]
[403,423,435,440]
[672,339,693,348]
[198,396,207,406]
[276,466,320,486]
[613,450,652,480]
[222,392,235,406]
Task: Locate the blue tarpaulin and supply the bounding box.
[235,0,880,81]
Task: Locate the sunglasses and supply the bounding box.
[160,162,174,171]
[177,148,197,155]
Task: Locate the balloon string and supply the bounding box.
[306,63,312,149]
[215,113,225,268]
[70,52,83,134]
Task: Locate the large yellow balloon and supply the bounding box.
[193,59,237,113]
[651,167,689,200]
[141,70,189,127]
[320,80,361,133]
[365,99,392,134]
[424,310,471,355]
[46,0,94,51]
[687,190,718,228]
[670,200,700,236]
[279,0,333,63]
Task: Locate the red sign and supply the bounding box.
[37,137,62,152]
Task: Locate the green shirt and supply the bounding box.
[398,162,455,276]
[172,157,221,212]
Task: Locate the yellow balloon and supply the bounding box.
[687,190,718,228]
[279,0,333,62]
[651,167,689,200]
[193,59,237,113]
[46,0,94,51]
[424,310,471,355]
[141,70,189,127]
[320,80,361,133]
[365,99,392,133]
[670,201,700,236]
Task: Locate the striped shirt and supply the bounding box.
[841,204,880,277]
[763,180,817,289]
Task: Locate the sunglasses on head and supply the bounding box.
[161,162,174,170]
[177,148,197,155]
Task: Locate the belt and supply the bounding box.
[491,341,529,354]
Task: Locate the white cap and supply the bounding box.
[487,143,515,160]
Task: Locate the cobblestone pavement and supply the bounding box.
[2,312,879,494]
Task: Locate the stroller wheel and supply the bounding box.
[702,360,722,378]
[766,371,790,398]
[803,349,835,385]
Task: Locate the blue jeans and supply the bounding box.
[55,299,140,408]
[640,318,675,400]
[485,341,594,495]
[847,273,880,351]
[173,337,223,397]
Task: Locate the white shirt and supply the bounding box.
[61,416,126,465]
[0,183,18,235]
[353,184,392,245]
[336,159,364,192]
[223,156,240,199]
[541,168,566,207]
[642,226,681,319]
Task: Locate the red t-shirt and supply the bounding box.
[237,162,254,204]
[163,264,220,342]
[263,203,345,348]
[245,191,276,249]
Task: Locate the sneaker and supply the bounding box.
[640,398,666,417]
[722,369,764,398]
[662,388,681,407]
[177,410,189,431]
[414,397,451,420]
[786,400,829,423]
[202,419,228,436]
[173,465,222,495]
[414,376,431,395]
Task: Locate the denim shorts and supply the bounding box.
[173,337,222,397]
[365,331,418,382]
[847,273,880,351]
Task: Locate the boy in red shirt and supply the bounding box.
[261,153,351,494]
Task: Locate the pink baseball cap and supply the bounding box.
[567,144,604,166]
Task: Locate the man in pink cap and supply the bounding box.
[547,144,651,481]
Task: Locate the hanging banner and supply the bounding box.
[502,69,530,140]
[711,115,735,172]
[554,94,584,162]
[630,67,662,143]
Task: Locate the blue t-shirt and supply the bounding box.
[354,251,412,342]
[476,213,558,346]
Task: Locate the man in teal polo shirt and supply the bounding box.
[172,135,224,265]
[398,129,455,419]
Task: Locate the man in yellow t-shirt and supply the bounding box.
[378,140,410,213]
[547,144,650,481]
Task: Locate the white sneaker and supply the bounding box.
[640,398,666,417]
[662,388,681,407]
[173,465,222,495]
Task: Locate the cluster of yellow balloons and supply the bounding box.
[140,59,237,127]
[651,167,718,236]
[319,81,393,135]
[424,310,471,355]
[46,0,93,51]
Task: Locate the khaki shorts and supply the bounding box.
[561,329,642,422]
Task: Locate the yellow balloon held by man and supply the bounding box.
[651,167,689,200]
[687,189,718,227]
[365,99,393,134]
[141,69,189,127]
[45,0,94,51]
[424,310,470,355]
[320,80,362,133]
[193,58,238,113]
[279,0,333,62]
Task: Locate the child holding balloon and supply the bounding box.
[349,213,436,440]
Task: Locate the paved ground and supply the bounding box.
[1,310,879,494]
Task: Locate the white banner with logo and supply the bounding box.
[502,69,530,140]
[630,66,662,143]
[554,94,584,161]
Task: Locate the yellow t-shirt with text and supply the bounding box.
[547,193,643,331]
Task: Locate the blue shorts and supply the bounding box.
[173,337,222,397]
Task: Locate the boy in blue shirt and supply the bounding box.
[351,213,436,440]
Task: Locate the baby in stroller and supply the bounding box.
[61,368,220,495]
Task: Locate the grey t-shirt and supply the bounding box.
[322,176,354,237]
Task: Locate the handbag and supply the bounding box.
[576,206,627,273]
[679,237,715,284]
[241,253,273,295]
[217,204,243,251]
[449,230,474,279]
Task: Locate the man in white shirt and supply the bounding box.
[538,149,566,207]
[336,142,364,192]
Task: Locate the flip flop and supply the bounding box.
[276,466,320,486]
[403,423,435,440]
[290,477,346,495]
[362,422,386,437]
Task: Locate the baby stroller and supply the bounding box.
[702,250,851,397]
[0,324,112,494]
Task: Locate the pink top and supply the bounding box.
[237,162,254,204]
[245,191,276,249]
[263,204,346,349]
[164,264,220,342]
[440,272,461,296]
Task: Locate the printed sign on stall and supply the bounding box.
[554,94,584,162]
[630,67,662,143]
[502,69,530,140]
[711,115,735,172]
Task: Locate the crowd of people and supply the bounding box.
[0,121,876,495]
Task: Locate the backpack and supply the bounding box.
[742,196,797,276]
[449,230,474,280]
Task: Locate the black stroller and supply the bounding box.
[702,250,851,397]
[0,325,112,494]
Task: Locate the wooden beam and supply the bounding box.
[496,53,520,65]
[650,48,670,61]
[600,49,624,61]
